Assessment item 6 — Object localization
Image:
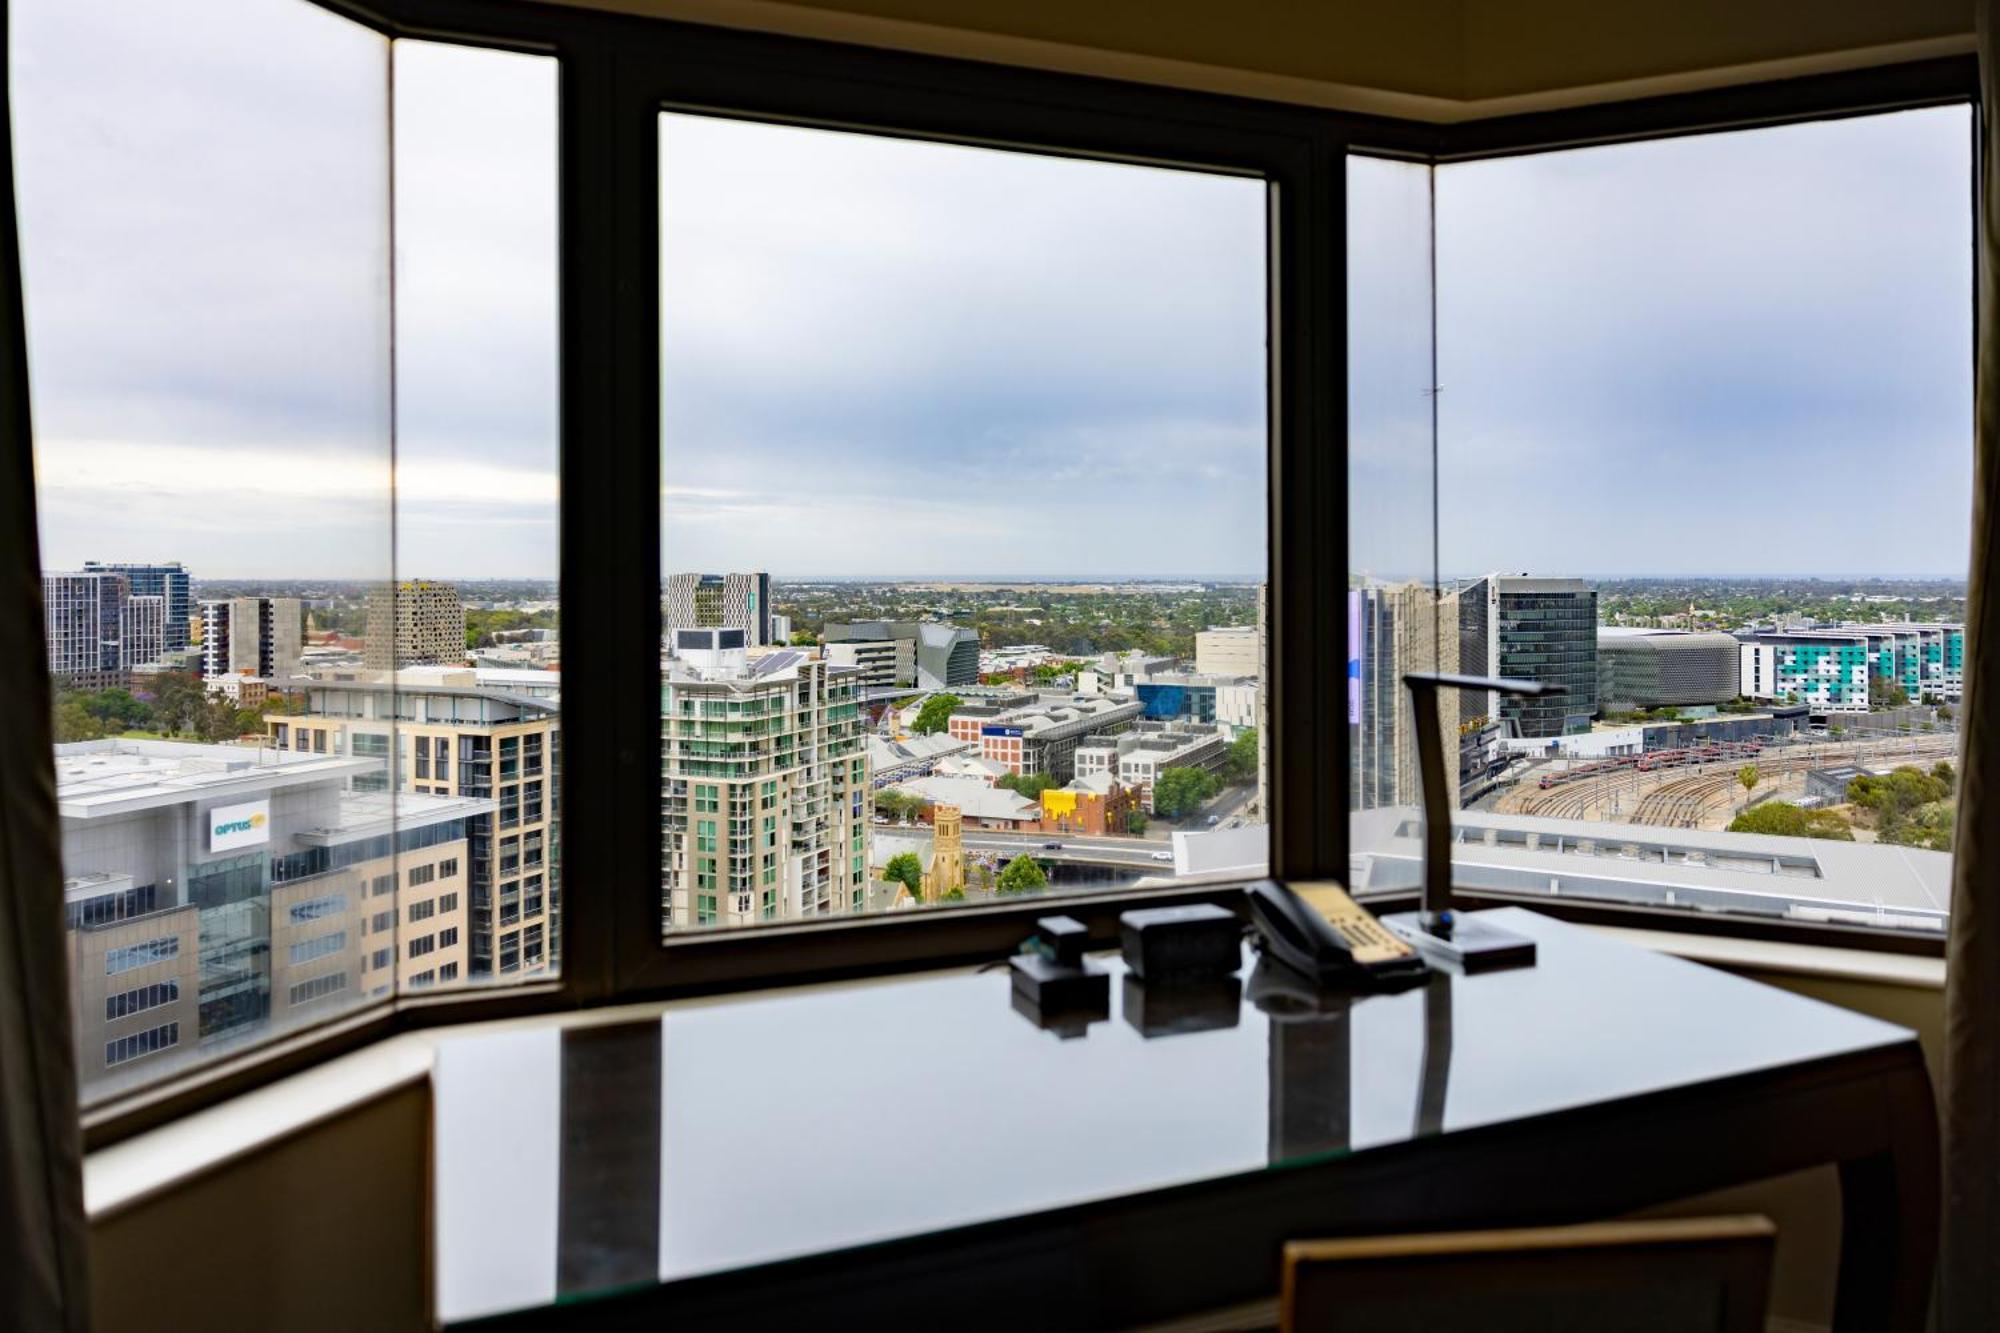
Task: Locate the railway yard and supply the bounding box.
[1492,733,1961,831]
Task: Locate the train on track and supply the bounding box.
[1537,741,1764,789]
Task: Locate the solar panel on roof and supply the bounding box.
[750,650,803,677]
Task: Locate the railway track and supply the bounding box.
[1498,736,1958,830]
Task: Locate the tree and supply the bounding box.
[941,887,966,902]
[53,699,106,743]
[788,629,818,647]
[1223,728,1258,784]
[996,854,1049,896]
[1736,764,1759,807]
[1869,678,1912,710]
[1847,765,1952,843]
[1726,802,1853,841]
[996,772,1056,799]
[1933,760,1956,793]
[883,852,924,901]
[1152,766,1221,820]
[912,692,964,736]
[1123,809,1149,836]
[874,790,929,823]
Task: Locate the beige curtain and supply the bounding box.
[1945,6,2000,1329]
[0,23,91,1333]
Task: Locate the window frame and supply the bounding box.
[37,0,1970,1149]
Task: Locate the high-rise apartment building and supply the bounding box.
[1458,575,1598,738]
[120,596,166,672]
[200,596,304,681]
[57,738,482,1088]
[271,678,561,979]
[44,569,132,690]
[1349,581,1462,810]
[83,560,194,651]
[662,631,868,927]
[823,620,979,691]
[364,580,467,670]
[665,571,773,647]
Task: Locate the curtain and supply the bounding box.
[0,19,91,1333]
[1944,5,2000,1329]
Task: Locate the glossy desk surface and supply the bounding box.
[433,909,1913,1324]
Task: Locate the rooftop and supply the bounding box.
[292,790,498,846]
[1348,805,1948,930]
[55,739,376,820]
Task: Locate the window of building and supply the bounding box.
[104,937,179,976]
[371,948,394,971]
[287,973,349,1007]
[440,926,459,949]
[16,0,559,1105]
[658,113,1267,938]
[105,1022,180,1068]
[409,935,436,960]
[371,910,396,935]
[288,893,347,923]
[288,932,346,967]
[439,962,459,983]
[408,863,436,889]
[522,923,542,964]
[439,858,459,880]
[409,899,436,923]
[105,981,179,1022]
[438,891,460,914]
[1346,106,1970,938]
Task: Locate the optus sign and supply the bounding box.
[208,799,271,852]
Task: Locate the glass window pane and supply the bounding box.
[16,0,391,1099]
[1359,107,1971,934]
[660,115,1268,935]
[1346,155,1446,880]
[16,1,561,1103]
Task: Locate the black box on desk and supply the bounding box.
[1009,953,1109,1014]
[1120,903,1242,983]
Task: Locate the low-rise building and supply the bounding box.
[945,693,1144,782]
[1072,722,1229,813]
[1596,628,1740,713]
[882,774,1039,828]
[824,620,979,690]
[1038,772,1141,836]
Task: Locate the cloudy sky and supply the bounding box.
[1352,105,1972,585]
[12,1,1973,583]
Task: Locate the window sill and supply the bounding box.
[1583,922,1945,990]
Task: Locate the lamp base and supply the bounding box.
[1380,911,1537,972]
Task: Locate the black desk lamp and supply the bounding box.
[1380,672,1563,971]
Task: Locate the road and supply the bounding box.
[871,820,1174,868]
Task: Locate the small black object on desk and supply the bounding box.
[1120,903,1241,983]
[1009,915,1109,1034]
[1380,671,1555,973]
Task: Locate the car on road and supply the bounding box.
[1150,850,1173,862]
[1205,814,1220,825]
[1041,841,1063,850]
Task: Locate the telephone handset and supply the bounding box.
[1247,878,1429,990]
